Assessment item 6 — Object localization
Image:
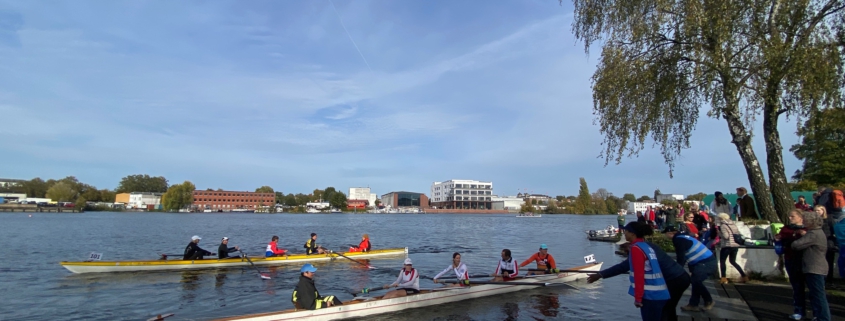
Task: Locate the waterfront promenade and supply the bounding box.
[675,279,845,320]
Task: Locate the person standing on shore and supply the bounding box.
[717,213,747,284]
[607,222,671,320]
[709,192,732,221]
[776,209,807,320]
[791,210,831,321]
[663,226,716,312]
[735,187,758,220]
[588,222,690,321]
[618,211,627,230]
[665,205,677,230]
[814,206,838,284]
[795,195,812,211]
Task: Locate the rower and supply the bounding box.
[292,263,343,310]
[518,244,558,275]
[304,233,326,255]
[491,249,519,281]
[218,237,240,259]
[266,235,288,257]
[382,258,420,299]
[349,234,371,252]
[183,235,213,260]
[433,252,469,287]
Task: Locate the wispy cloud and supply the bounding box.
[0,1,803,197]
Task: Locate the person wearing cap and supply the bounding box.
[518,244,558,275]
[663,226,716,312]
[304,233,326,255]
[183,236,213,260]
[349,234,371,252]
[433,252,469,287]
[587,222,687,321]
[266,235,287,257]
[491,249,519,281]
[382,258,420,299]
[292,263,343,310]
[218,237,240,259]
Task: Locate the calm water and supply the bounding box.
[1,213,637,321]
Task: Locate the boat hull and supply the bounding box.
[214,262,603,321]
[60,248,408,273]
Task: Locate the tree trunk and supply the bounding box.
[722,105,780,223]
[763,98,793,223]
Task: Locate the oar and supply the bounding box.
[420,273,490,280]
[443,280,552,286]
[527,268,595,273]
[330,250,376,269]
[238,250,271,280]
[349,285,392,297]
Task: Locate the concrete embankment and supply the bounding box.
[0,204,81,213]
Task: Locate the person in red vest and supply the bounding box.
[349,234,371,252]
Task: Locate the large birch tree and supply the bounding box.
[569,0,845,222]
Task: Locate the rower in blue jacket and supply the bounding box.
[663,226,717,312]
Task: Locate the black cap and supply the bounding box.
[662,226,678,233]
[310,233,317,237]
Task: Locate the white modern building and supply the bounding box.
[128,192,162,209]
[627,201,662,214]
[656,194,685,203]
[0,193,27,202]
[348,187,378,207]
[491,196,525,211]
[430,179,493,209]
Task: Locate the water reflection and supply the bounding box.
[502,301,520,321]
[180,271,201,301]
[532,294,560,317]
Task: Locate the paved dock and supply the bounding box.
[677,280,757,321]
[734,281,845,321]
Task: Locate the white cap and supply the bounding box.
[191,235,201,241]
[404,258,413,265]
[221,237,229,241]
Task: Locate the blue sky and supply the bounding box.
[0,0,803,198]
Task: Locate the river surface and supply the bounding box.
[1,213,637,321]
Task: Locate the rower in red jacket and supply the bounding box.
[349,234,371,252]
[266,235,287,257]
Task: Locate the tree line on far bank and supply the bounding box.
[522,177,709,215]
[0,174,350,212]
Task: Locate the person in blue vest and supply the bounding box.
[663,226,717,312]
[588,222,674,320]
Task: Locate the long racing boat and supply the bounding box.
[60,248,408,274]
[213,261,603,321]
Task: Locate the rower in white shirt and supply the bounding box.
[491,249,519,281]
[433,252,469,287]
[382,258,420,299]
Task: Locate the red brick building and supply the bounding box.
[192,190,275,211]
